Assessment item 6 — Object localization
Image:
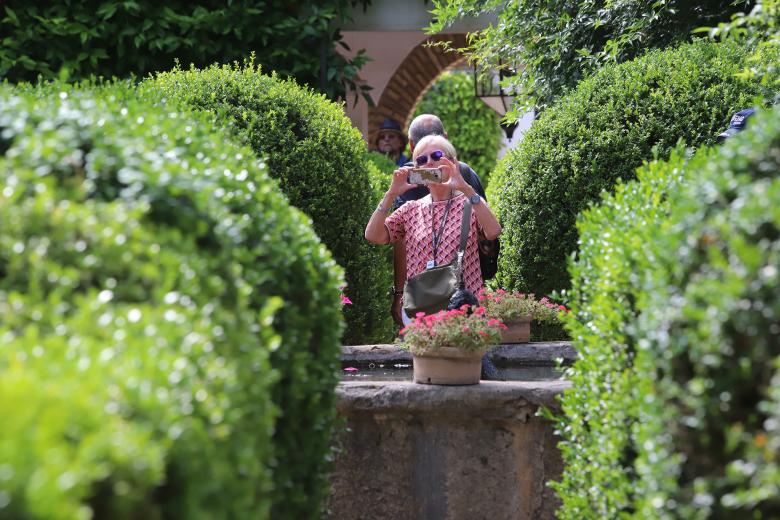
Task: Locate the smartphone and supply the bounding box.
[408,167,443,185]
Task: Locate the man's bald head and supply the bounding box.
[408,114,448,148]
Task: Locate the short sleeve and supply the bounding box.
[385,202,411,243]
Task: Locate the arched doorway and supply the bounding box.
[337,0,488,144]
[337,2,532,156]
[367,34,467,146]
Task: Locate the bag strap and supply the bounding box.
[453,201,472,286]
[458,201,472,253]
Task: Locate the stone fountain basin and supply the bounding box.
[327,342,574,520]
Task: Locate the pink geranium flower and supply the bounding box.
[477,287,568,326]
[395,307,503,353]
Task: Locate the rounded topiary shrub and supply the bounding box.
[366,150,395,202]
[413,71,502,186]
[494,38,772,296]
[142,63,394,345]
[0,82,343,519]
[552,107,780,518]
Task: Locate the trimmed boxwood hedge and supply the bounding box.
[142,63,394,345]
[493,38,773,296]
[636,106,780,518]
[366,150,396,202]
[549,145,691,519]
[552,107,780,518]
[0,82,343,518]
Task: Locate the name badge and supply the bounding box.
[426,259,435,269]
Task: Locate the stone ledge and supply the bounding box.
[490,341,576,366]
[341,341,577,366]
[337,380,570,417]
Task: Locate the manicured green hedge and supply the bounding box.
[0,82,343,518]
[142,64,394,346]
[494,39,771,296]
[552,107,780,518]
[413,71,502,187]
[636,106,780,518]
[366,150,396,202]
[549,145,691,519]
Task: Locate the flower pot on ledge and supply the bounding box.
[411,346,486,385]
[500,316,532,343]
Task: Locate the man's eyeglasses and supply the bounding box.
[414,150,446,166]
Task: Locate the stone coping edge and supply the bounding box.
[336,380,569,418]
[341,341,576,366]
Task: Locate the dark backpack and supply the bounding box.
[478,236,500,280]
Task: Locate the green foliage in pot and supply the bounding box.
[413,71,502,187]
[142,63,395,345]
[477,287,567,322]
[0,0,371,101]
[478,288,570,341]
[494,38,776,297]
[0,82,343,519]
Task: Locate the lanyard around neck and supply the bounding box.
[430,192,454,264]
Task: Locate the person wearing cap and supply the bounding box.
[375,117,410,167]
[717,108,756,143]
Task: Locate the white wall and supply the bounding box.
[498,110,536,160]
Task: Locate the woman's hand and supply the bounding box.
[365,167,413,245]
[440,157,469,192]
[389,167,415,197]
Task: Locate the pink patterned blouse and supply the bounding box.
[385,193,483,295]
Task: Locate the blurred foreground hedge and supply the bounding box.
[552,107,780,518]
[0,82,343,519]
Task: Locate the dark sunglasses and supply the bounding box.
[414,150,446,166]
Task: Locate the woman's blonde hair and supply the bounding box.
[413,134,457,162]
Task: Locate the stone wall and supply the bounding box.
[327,379,568,519]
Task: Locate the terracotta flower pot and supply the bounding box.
[500,316,531,343]
[411,346,486,385]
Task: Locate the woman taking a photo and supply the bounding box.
[364,135,502,324]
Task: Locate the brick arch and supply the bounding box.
[368,33,468,149]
